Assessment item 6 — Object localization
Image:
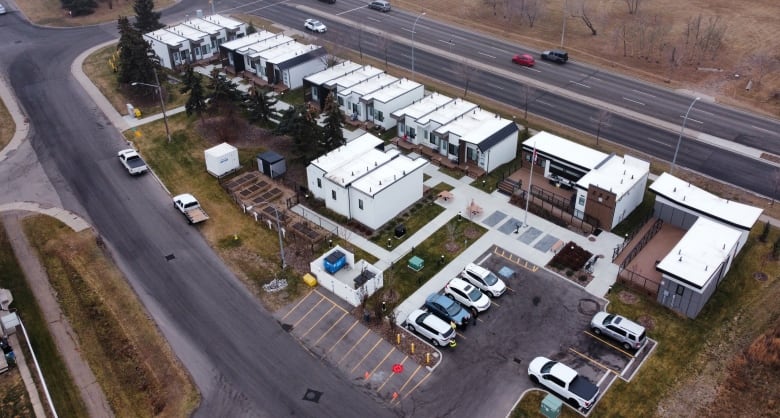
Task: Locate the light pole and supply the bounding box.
[671,97,700,174]
[411,12,426,81]
[131,67,172,143]
[560,0,568,48]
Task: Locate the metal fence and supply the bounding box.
[618,218,664,270]
[617,268,661,296]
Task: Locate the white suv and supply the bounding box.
[406,309,456,347]
[590,312,646,350]
[459,263,506,297]
[444,278,491,313]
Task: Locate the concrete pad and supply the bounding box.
[534,234,560,252]
[482,210,507,227]
[518,226,542,244]
[497,217,522,234]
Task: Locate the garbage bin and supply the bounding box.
[394,224,406,238]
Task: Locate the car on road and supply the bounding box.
[425,293,470,328]
[117,148,148,175]
[512,54,535,67]
[0,4,6,14]
[459,263,507,297]
[304,19,327,33]
[528,356,599,411]
[590,312,647,350]
[540,49,568,64]
[405,309,456,347]
[444,277,491,313]
[367,0,391,12]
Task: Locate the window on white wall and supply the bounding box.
[578,195,585,206]
[358,199,364,210]
[332,190,337,200]
[317,178,322,188]
[337,96,344,106]
[311,87,319,101]
[376,110,384,122]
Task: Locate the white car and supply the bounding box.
[0,4,6,14]
[444,277,491,313]
[405,309,456,347]
[304,19,327,33]
[459,263,507,297]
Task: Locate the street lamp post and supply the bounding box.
[131,67,172,143]
[671,97,700,174]
[411,12,426,81]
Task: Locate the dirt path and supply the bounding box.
[2,212,114,418]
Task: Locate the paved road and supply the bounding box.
[0,8,394,418]
[220,0,780,200]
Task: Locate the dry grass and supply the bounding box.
[16,0,175,27]
[0,95,14,150]
[22,215,199,418]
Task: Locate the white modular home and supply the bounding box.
[359,78,424,130]
[303,60,363,109]
[181,17,231,55]
[201,14,248,42]
[144,28,191,69]
[522,131,610,188]
[411,98,478,154]
[326,66,385,119]
[306,133,427,230]
[391,92,454,143]
[337,73,398,122]
[263,44,327,89]
[655,218,741,318]
[433,108,519,174]
[165,24,213,63]
[220,31,290,74]
[574,154,650,229]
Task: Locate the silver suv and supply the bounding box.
[590,312,646,350]
[368,0,391,12]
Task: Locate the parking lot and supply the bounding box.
[394,245,655,418]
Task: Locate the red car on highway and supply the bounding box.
[512,54,535,67]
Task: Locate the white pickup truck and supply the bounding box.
[117,149,148,175]
[528,356,600,411]
[173,194,209,224]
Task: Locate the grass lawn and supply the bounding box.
[0,95,14,150]
[22,216,199,418]
[0,224,63,417]
[370,183,451,250]
[366,216,487,314]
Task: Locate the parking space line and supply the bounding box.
[300,305,337,339]
[325,319,359,356]
[377,356,407,392]
[279,289,316,321]
[568,347,621,376]
[491,300,501,308]
[368,347,396,376]
[337,328,371,365]
[313,288,350,314]
[584,331,636,358]
[493,247,539,272]
[292,297,325,329]
[313,311,349,346]
[400,369,432,400]
[350,337,384,373]
[393,363,422,400]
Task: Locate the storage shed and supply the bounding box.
[205,143,239,177]
[257,151,286,178]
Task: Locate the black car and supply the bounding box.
[541,50,569,64]
[424,293,470,328]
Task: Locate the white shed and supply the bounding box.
[205,143,239,177]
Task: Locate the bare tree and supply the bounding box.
[376,32,390,70]
[524,0,543,27]
[456,59,478,97]
[485,0,501,16]
[517,83,531,121]
[624,0,642,14]
[571,0,598,36]
[772,168,780,207]
[683,15,727,63]
[592,110,612,145]
[747,52,780,88]
[504,0,525,25]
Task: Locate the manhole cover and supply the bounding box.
[532,296,540,306]
[754,272,768,281]
[302,389,322,403]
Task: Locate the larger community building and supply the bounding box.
[306,133,428,230]
[650,173,762,318]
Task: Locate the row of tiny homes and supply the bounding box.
[650,173,762,318]
[520,131,650,230]
[144,14,247,69]
[306,133,427,230]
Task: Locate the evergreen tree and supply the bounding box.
[208,68,242,113]
[179,66,207,121]
[760,220,771,242]
[133,0,163,33]
[117,16,157,85]
[245,87,277,126]
[321,92,345,151]
[276,105,323,161]
[63,0,98,16]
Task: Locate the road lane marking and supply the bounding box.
[536,100,554,107]
[644,137,672,148]
[631,89,656,98]
[623,97,645,106]
[492,247,539,272]
[300,305,337,339]
[571,81,590,88]
[350,337,384,373]
[377,356,408,392]
[568,347,621,376]
[337,328,371,364]
[752,125,778,136]
[368,347,396,376]
[478,52,496,59]
[584,330,636,358]
[313,311,349,346]
[337,5,371,15]
[292,297,325,329]
[280,289,316,321]
[325,319,359,356]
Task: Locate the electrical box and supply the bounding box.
[540,394,563,418]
